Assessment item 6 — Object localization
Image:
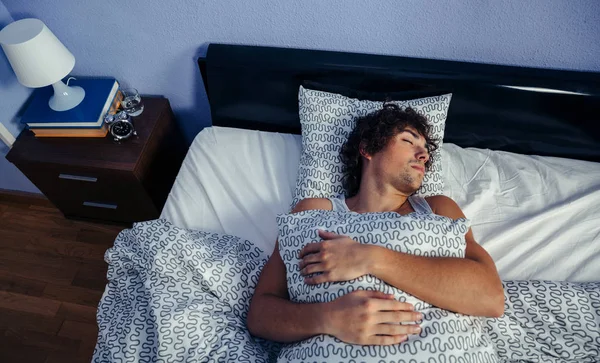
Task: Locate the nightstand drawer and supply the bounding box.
[17,163,159,223]
[64,195,157,223]
[6,97,186,225]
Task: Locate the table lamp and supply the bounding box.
[0,18,85,111]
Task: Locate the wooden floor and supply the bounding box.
[0,195,124,363]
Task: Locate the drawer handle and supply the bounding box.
[83,202,118,209]
[59,174,98,182]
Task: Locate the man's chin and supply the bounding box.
[397,182,422,195]
[396,173,424,194]
[410,179,424,193]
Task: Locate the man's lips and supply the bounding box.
[411,165,425,173]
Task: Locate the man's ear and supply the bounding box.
[359,142,372,161]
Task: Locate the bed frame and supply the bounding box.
[198,43,600,162]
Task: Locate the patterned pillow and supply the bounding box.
[292,86,452,208]
[275,210,497,362]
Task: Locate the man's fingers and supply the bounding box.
[318,229,344,239]
[376,310,423,324]
[304,271,330,285]
[299,253,321,270]
[372,298,416,312]
[360,290,396,300]
[370,334,408,346]
[298,242,321,258]
[374,323,421,336]
[301,263,325,276]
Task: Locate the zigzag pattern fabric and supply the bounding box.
[292,86,452,208]
[93,219,600,362]
[276,209,499,362]
[486,280,600,362]
[93,219,280,363]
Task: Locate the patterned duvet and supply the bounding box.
[93,219,600,363]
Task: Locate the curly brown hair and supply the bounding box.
[340,103,439,197]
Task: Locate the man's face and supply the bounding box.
[368,127,430,194]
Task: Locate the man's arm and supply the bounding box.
[368,247,503,317]
[299,196,504,317]
[247,198,422,344]
[246,239,329,342]
[367,195,504,317]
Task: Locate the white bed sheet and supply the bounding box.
[161,126,301,254]
[161,126,600,282]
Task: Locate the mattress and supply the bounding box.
[161,126,600,282]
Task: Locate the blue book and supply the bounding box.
[21,77,119,129]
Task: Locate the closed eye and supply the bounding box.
[403,139,413,145]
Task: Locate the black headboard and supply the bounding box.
[199,43,600,162]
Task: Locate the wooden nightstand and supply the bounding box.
[6,97,187,225]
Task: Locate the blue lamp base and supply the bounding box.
[49,79,85,111]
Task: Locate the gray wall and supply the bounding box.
[0,1,37,193]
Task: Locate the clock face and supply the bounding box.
[111,121,133,138]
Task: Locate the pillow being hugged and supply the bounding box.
[277,209,471,309]
[274,210,498,363]
[292,86,452,208]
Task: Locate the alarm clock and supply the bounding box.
[104,111,137,141]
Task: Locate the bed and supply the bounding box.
[93,44,600,362]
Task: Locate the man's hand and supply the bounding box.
[323,290,422,345]
[299,230,372,284]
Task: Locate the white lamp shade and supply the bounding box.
[0,18,75,88]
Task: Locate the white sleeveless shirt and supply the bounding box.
[328,194,433,214]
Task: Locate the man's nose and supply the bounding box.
[416,148,429,162]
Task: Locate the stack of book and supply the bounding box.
[21,77,121,137]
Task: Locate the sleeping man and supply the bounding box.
[247,104,505,362]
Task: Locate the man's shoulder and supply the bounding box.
[424,194,454,205]
[424,195,465,219]
[292,198,333,213]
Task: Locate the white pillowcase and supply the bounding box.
[292,86,452,208]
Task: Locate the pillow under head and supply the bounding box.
[292,86,452,208]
